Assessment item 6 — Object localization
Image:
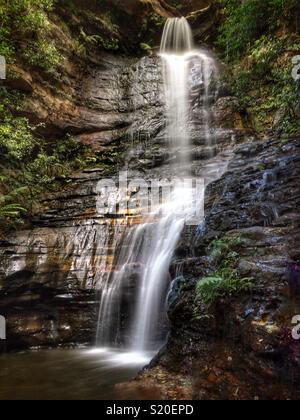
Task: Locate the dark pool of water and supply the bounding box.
[0,348,153,400]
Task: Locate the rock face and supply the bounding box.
[0,54,161,350]
[0,47,244,350]
[132,136,300,400]
[2,1,299,401]
[109,0,180,18]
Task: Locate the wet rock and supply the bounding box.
[137,136,300,400]
[0,53,164,350]
[167,276,186,310]
[212,97,252,132]
[0,35,267,371]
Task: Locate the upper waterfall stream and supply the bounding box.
[96,18,231,357]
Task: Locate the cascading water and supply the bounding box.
[129,18,199,351]
[160,17,193,53]
[96,17,228,356]
[160,19,192,172]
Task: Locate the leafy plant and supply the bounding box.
[0,188,28,225]
[0,88,90,230]
[147,13,166,28]
[208,237,243,266]
[218,0,300,61]
[220,30,300,134]
[194,235,255,317]
[140,43,154,55]
[196,271,254,306]
[80,28,119,51]
[23,40,63,73]
[0,115,37,162]
[0,203,26,219]
[0,0,62,74]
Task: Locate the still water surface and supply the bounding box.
[0,348,152,400]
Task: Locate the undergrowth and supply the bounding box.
[217,0,300,135]
[194,236,255,319]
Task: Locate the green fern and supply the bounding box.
[0,186,29,220]
[196,276,223,305]
[0,203,27,218]
[195,235,255,309]
[196,271,254,306]
[0,187,29,204]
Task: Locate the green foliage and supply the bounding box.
[0,116,36,161]
[218,0,268,60]
[0,203,26,218]
[0,27,14,59]
[140,43,152,51]
[194,235,255,317]
[219,0,300,135]
[196,270,254,306]
[218,0,300,60]
[99,12,119,34]
[72,39,87,57]
[23,40,63,73]
[147,13,166,28]
[139,12,166,51]
[223,35,300,134]
[208,237,242,266]
[0,89,89,230]
[0,0,54,34]
[140,43,153,55]
[0,86,123,231]
[97,36,119,52]
[0,187,28,227]
[80,28,119,52]
[0,0,62,74]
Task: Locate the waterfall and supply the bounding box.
[96,18,225,355]
[160,17,193,53]
[129,18,198,351]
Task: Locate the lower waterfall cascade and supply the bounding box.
[95,17,231,356]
